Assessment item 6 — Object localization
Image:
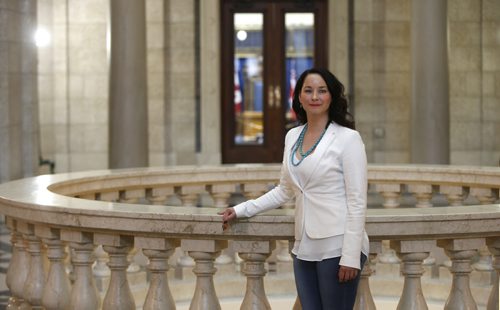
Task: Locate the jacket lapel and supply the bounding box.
[285,125,304,190]
[300,122,337,188]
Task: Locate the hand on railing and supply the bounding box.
[218,207,237,231]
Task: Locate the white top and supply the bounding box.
[290,150,344,261]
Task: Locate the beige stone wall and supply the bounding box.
[0,0,39,182]
[163,0,197,165]
[449,0,500,166]
[38,0,109,173]
[353,0,411,163]
[33,0,499,173]
[146,0,166,166]
[352,0,499,166]
[37,0,198,171]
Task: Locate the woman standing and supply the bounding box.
[220,68,369,310]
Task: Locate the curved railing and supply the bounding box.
[0,164,499,309]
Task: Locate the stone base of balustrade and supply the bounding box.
[365,261,492,308]
[87,259,493,309]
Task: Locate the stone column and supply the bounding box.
[410,0,450,164]
[109,0,148,168]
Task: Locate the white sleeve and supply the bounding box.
[234,130,297,218]
[339,131,368,269]
[234,163,295,218]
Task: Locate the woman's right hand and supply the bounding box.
[218,207,237,230]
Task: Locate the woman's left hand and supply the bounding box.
[338,265,359,282]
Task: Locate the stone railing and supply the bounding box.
[0,164,499,310]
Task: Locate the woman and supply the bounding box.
[220,68,369,310]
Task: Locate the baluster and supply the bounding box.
[374,184,401,264]
[63,231,101,310]
[79,193,96,200]
[5,229,19,308]
[209,184,233,208]
[177,185,204,207]
[354,241,381,310]
[17,222,45,309]
[408,184,433,208]
[36,226,71,310]
[391,240,434,310]
[97,235,135,310]
[471,188,498,272]
[120,188,145,204]
[176,186,205,267]
[407,185,436,266]
[235,183,268,267]
[182,239,227,310]
[234,240,276,310]
[375,183,401,208]
[441,185,466,206]
[136,237,180,310]
[5,218,29,309]
[486,238,500,310]
[242,183,267,200]
[209,184,234,265]
[118,192,144,274]
[94,245,111,277]
[100,191,119,202]
[148,187,174,205]
[438,238,484,310]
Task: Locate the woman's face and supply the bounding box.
[299,73,331,119]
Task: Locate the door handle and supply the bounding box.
[274,85,281,108]
[268,85,275,108]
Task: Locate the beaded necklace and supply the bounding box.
[291,124,328,166]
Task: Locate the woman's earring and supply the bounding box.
[300,104,303,109]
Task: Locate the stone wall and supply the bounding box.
[0,0,39,183]
[448,0,500,165]
[353,0,411,163]
[37,0,197,171]
[31,0,499,175]
[353,0,500,166]
[38,0,109,172]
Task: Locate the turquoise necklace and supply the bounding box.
[291,124,327,166]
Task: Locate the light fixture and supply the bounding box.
[34,27,51,47]
[236,30,247,41]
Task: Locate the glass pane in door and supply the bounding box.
[234,13,264,145]
[285,13,314,130]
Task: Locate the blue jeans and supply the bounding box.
[293,254,367,310]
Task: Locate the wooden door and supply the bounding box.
[221,0,327,163]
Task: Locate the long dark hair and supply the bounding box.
[292,68,355,129]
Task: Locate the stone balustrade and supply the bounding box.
[0,164,499,309]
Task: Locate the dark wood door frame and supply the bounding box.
[221,0,328,164]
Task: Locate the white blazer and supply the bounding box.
[234,122,369,269]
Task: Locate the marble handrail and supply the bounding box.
[0,164,499,309]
